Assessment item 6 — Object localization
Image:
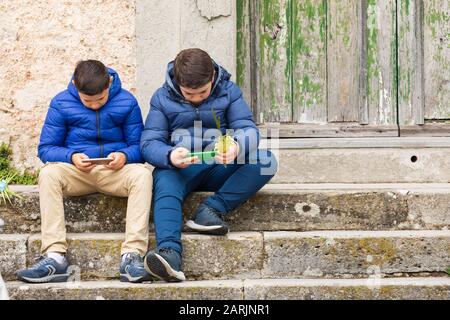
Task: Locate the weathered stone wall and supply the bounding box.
[0,0,137,172]
[0,0,236,173]
[136,0,236,116]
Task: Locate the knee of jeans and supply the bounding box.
[38,165,64,185]
[153,179,185,200]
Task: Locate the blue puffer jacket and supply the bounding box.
[38,68,144,164]
[140,61,260,169]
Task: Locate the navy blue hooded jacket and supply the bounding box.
[140,61,260,169]
[38,68,144,164]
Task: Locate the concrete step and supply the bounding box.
[2,184,450,234]
[5,278,450,300]
[260,137,450,183]
[2,231,449,281]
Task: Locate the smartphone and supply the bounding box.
[186,151,216,161]
[81,158,114,165]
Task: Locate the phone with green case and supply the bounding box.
[186,151,216,161]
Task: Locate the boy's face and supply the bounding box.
[74,77,112,110]
[180,80,213,106]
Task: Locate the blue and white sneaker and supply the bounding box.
[16,255,70,283]
[119,253,151,283]
[144,248,185,282]
[185,203,229,235]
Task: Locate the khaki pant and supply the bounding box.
[38,162,153,256]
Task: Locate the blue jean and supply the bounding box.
[151,149,278,253]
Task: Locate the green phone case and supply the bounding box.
[187,151,217,161]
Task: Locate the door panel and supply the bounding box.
[366,0,398,125]
[292,0,327,124]
[257,0,292,123]
[397,0,424,125]
[327,0,360,122]
[424,0,450,120]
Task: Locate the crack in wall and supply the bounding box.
[195,0,232,21]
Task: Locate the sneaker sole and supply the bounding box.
[17,274,70,284]
[119,273,151,283]
[144,253,186,282]
[185,220,229,236]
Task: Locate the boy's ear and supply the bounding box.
[109,76,113,85]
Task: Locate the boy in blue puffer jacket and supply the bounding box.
[16,60,153,284]
[140,48,278,282]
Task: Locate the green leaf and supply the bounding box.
[211,107,221,131]
[4,190,12,205]
[9,191,23,200]
[446,267,450,276]
[0,192,6,205]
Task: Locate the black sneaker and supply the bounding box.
[144,248,185,282]
[185,203,229,235]
[119,253,152,283]
[16,255,70,283]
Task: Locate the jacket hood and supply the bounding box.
[68,67,122,102]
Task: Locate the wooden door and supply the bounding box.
[237,0,449,137]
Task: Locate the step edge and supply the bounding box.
[5,277,450,289]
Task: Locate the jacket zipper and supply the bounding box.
[182,99,201,121]
[194,107,200,120]
[96,111,104,157]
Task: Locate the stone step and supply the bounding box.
[2,231,449,281]
[6,278,450,300]
[260,137,450,183]
[2,184,450,234]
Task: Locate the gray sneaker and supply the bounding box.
[120,253,152,283]
[144,248,185,282]
[16,255,70,283]
[185,203,229,235]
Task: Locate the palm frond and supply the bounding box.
[1,192,6,205]
[3,191,12,205]
[211,107,221,131]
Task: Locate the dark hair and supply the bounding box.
[73,60,110,95]
[174,48,215,89]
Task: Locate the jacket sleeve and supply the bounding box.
[37,99,78,164]
[140,94,175,169]
[226,83,260,159]
[117,100,144,164]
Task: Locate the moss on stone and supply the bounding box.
[0,143,38,185]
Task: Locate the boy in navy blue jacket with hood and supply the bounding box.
[141,48,277,282]
[17,60,153,284]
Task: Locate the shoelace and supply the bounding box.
[123,253,142,263]
[205,206,225,221]
[31,256,54,270]
[159,248,175,255]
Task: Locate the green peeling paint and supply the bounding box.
[236,0,448,124]
[257,0,292,119]
[236,0,247,87]
[425,7,449,38]
[366,0,380,107]
[391,0,398,124]
[425,1,449,119]
[291,0,326,110]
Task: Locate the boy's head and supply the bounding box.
[174,48,215,105]
[73,60,112,110]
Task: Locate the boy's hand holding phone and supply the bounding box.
[105,152,127,170]
[72,153,97,173]
[170,147,199,169]
[73,152,126,172]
